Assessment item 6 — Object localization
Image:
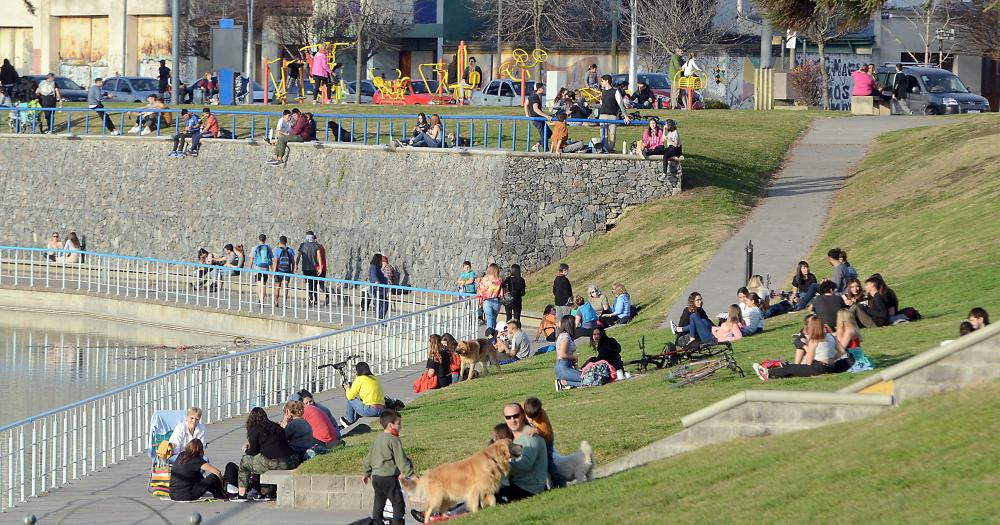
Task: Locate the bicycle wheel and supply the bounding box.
[665,360,722,387]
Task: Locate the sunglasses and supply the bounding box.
[503,413,521,420]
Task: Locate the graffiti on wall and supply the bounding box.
[803,53,869,110]
[700,54,756,109]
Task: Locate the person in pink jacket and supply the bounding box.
[634,117,665,158]
[850,64,878,97]
[711,304,745,343]
[311,45,332,103]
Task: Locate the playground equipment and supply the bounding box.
[499,48,548,106]
[264,57,308,104]
[672,70,709,111]
[263,42,350,105]
[371,68,410,104]
[577,86,602,105]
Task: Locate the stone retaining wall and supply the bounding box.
[0,134,680,288]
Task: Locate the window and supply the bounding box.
[920,74,969,94]
[906,75,920,93]
[413,0,436,24]
[484,81,499,96]
[129,78,159,91]
[499,83,514,97]
[59,17,109,65]
[55,78,83,90]
[103,79,117,91]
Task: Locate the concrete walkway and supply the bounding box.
[5,364,429,525]
[663,116,945,325]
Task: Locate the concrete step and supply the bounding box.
[706,401,889,427]
[595,435,700,478]
[678,421,820,446]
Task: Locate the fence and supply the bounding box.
[0,268,477,511]
[0,246,469,328]
[3,107,631,152]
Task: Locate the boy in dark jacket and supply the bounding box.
[363,410,413,525]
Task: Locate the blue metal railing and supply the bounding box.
[3,106,633,153]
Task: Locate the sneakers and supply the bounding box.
[411,509,426,523]
[669,320,678,333]
[230,493,249,502]
[168,151,184,157]
[110,129,121,136]
[266,158,283,166]
[338,416,351,429]
[752,363,769,382]
[226,483,239,494]
[530,143,540,152]
[127,125,139,134]
[139,128,151,136]
[185,150,199,157]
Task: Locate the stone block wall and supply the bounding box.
[0,135,680,288]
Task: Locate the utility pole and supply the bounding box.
[245,0,255,89]
[497,0,502,80]
[611,0,618,72]
[628,0,637,91]
[171,0,179,100]
[122,0,129,74]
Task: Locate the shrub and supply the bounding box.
[789,61,823,107]
[704,99,731,110]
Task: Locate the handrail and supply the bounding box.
[0,295,471,434]
[0,245,472,297]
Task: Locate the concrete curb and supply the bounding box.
[681,390,894,428]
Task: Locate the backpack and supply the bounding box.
[253,244,273,268]
[580,362,611,387]
[275,247,293,273]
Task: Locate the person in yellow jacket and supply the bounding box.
[339,361,387,428]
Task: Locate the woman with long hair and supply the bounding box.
[501,264,526,321]
[588,326,624,373]
[368,253,389,319]
[841,277,865,307]
[424,334,452,388]
[742,293,765,335]
[711,304,745,342]
[635,117,665,158]
[754,316,844,380]
[234,407,299,500]
[851,274,897,328]
[673,292,715,343]
[56,231,82,263]
[441,333,462,383]
[478,263,503,331]
[170,438,231,501]
[280,400,316,458]
[339,361,387,428]
[409,113,443,147]
[791,261,817,307]
[554,315,582,390]
[600,283,632,326]
[746,275,770,311]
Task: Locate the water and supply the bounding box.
[0,310,244,426]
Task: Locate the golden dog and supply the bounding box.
[400,438,522,515]
[454,338,503,381]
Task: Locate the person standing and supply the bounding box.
[524,83,552,152]
[36,73,60,133]
[478,263,503,331]
[286,60,301,98]
[891,63,912,115]
[668,48,684,108]
[271,235,296,308]
[368,253,390,319]
[464,57,484,89]
[252,234,273,306]
[598,75,630,153]
[501,264,526,322]
[362,410,413,525]
[310,45,331,103]
[87,78,118,135]
[552,263,573,322]
[0,58,19,96]
[315,234,329,306]
[158,59,171,100]
[297,231,322,307]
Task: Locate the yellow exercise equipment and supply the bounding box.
[500,47,548,105]
[672,70,708,111]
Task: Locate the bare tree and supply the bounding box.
[882,0,957,66]
[185,0,251,60]
[628,0,725,54]
[951,0,1000,58]
[22,0,36,14]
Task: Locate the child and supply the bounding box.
[534,305,558,342]
[456,260,477,294]
[550,112,569,154]
[363,409,413,525]
[523,397,564,488]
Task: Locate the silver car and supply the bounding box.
[472,79,537,106]
[102,77,169,103]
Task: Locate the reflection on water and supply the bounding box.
[0,311,240,426]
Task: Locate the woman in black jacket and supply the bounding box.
[501,264,527,322]
[424,334,452,388]
[587,327,624,373]
[233,407,300,500]
[170,439,230,501]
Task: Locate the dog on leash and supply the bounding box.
[454,338,503,381]
[553,441,595,485]
[400,438,523,516]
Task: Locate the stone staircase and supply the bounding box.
[597,322,1000,478]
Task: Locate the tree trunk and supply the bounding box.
[355,30,363,104]
[533,0,543,81]
[818,39,830,110]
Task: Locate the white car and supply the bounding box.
[472,79,537,106]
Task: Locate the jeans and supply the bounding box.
[555,358,582,387]
[546,440,564,488]
[190,130,205,152]
[599,113,618,153]
[172,130,193,152]
[275,134,305,158]
[684,311,717,343]
[371,474,405,525]
[90,103,117,132]
[287,77,300,96]
[793,284,820,311]
[482,298,500,331]
[410,131,441,148]
[770,361,829,378]
[371,287,389,319]
[532,119,551,150]
[345,398,383,425]
[312,75,329,101]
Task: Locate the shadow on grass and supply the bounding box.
[876,353,915,368]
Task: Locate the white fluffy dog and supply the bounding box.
[553,441,595,485]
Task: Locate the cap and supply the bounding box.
[286,393,302,402]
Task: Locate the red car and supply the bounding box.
[610,73,704,110]
[372,80,453,105]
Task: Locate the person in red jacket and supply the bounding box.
[268,108,309,165]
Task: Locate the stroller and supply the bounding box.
[8,99,42,133]
[147,410,187,498]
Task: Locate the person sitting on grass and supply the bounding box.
[280,399,317,460]
[850,274,896,328]
[497,403,548,503]
[588,326,625,374]
[672,292,715,343]
[794,248,858,310]
[711,304,744,342]
[634,116,664,158]
[535,304,559,343]
[753,316,846,381]
[587,284,611,315]
[791,260,818,308]
[169,439,231,501]
[746,275,770,312]
[835,309,862,372]
[968,307,990,331]
[423,334,452,389]
[810,280,846,330]
[363,409,413,525]
[574,294,599,334]
[601,283,633,326]
[548,112,587,154]
[741,293,765,336]
[554,316,583,390]
[841,277,866,307]
[505,319,532,360]
[523,397,564,488]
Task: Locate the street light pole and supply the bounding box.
[246,0,255,90]
[628,0,637,92]
[171,0,179,100]
[497,0,502,80]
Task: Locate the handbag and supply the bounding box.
[499,280,517,307]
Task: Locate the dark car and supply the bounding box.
[875,65,991,115]
[24,75,88,102]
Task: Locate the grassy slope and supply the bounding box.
[451,113,1000,523]
[299,110,825,475]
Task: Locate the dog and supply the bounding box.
[400,438,523,516]
[553,440,595,485]
[446,132,476,148]
[454,338,503,381]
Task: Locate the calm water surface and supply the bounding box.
[0,310,241,425]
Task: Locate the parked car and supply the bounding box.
[372,79,453,105]
[24,75,88,102]
[343,80,376,103]
[875,65,990,115]
[608,73,704,109]
[102,77,169,103]
[471,79,537,107]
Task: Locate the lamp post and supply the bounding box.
[246,0,255,90]
[935,28,955,69]
[171,0,179,101]
[628,0,636,92]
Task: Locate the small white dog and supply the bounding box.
[553,440,595,484]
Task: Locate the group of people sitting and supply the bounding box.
[45,230,83,263]
[191,244,246,291]
[169,107,221,157]
[392,112,445,148]
[669,289,766,345]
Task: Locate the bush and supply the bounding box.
[703,99,730,110]
[789,61,823,107]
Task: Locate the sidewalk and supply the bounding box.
[662,116,946,325]
[6,364,428,525]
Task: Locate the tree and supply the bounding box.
[882,0,956,67]
[760,0,878,31]
[466,0,608,79]
[952,0,1000,59]
[23,0,35,15]
[622,0,730,71]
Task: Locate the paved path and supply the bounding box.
[5,364,428,525]
[663,116,946,325]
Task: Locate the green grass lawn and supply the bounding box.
[427,113,1000,524]
[298,114,1000,485]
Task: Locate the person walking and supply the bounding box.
[252,234,273,306]
[87,78,119,134]
[368,253,390,320]
[598,75,630,153]
[271,236,296,308]
[1,59,20,98]
[501,264,526,322]
[297,231,322,306]
[36,73,60,133]
[668,48,684,108]
[525,83,552,152]
[310,45,331,103]
[891,63,912,115]
[158,59,171,100]
[315,234,329,306]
